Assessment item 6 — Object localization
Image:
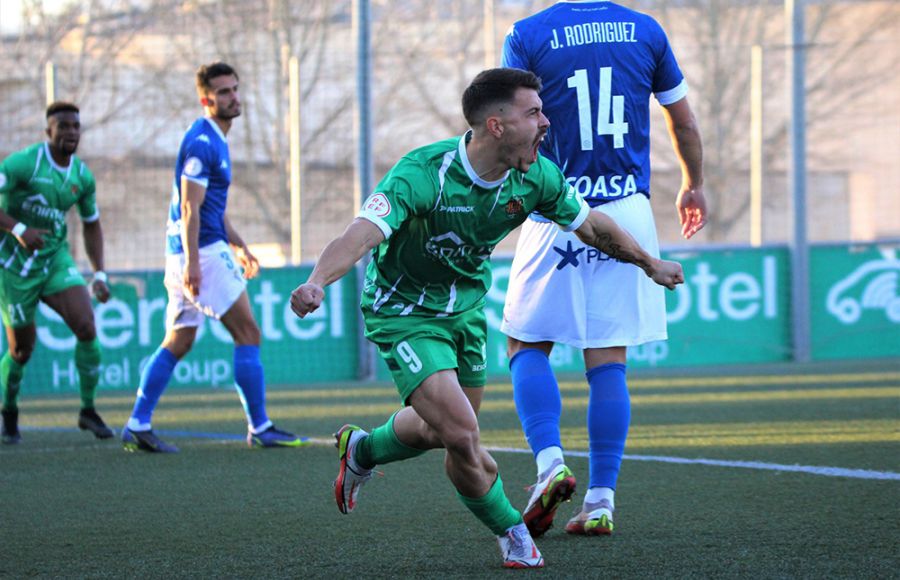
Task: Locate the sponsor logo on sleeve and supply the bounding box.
[184,157,203,177]
[363,192,391,218]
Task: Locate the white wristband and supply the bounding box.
[10,222,26,237]
[93,271,108,284]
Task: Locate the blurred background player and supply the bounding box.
[121,62,304,453]
[500,1,707,536]
[290,67,684,569]
[0,101,113,444]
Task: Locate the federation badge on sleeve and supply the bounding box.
[363,192,392,218]
[184,157,203,177]
[0,173,6,189]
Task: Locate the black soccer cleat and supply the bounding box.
[121,427,179,453]
[78,408,114,439]
[0,409,22,445]
[2,408,21,444]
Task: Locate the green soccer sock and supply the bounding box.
[75,338,102,409]
[0,352,25,411]
[355,412,427,469]
[457,475,523,536]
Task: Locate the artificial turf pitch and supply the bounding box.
[2,362,898,579]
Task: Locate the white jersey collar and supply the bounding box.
[458,131,509,189]
[203,116,228,142]
[41,142,73,177]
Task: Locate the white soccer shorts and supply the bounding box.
[164,240,247,329]
[501,194,667,349]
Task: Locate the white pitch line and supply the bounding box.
[12,428,898,481]
[486,446,900,481]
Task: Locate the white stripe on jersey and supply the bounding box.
[372,274,403,312]
[655,79,689,106]
[19,251,36,277]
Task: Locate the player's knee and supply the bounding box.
[233,323,260,346]
[440,424,480,458]
[163,333,195,359]
[10,345,33,365]
[70,319,96,342]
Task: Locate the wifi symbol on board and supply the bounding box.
[827,260,900,324]
[861,272,900,320]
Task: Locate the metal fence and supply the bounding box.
[0,0,897,274]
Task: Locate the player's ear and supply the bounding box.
[485,116,503,139]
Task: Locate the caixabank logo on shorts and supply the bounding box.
[553,240,617,270]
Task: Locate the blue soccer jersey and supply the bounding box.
[166,117,231,254]
[503,0,687,205]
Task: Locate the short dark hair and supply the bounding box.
[461,68,542,127]
[196,62,239,95]
[46,101,79,119]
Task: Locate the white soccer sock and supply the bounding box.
[584,486,615,510]
[126,417,151,432]
[535,446,564,478]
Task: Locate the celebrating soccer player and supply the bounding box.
[121,62,304,453]
[290,68,684,569]
[501,1,707,537]
[0,102,114,444]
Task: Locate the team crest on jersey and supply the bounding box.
[504,196,524,218]
[184,157,203,177]
[71,185,79,195]
[363,192,391,218]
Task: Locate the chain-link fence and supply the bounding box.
[0,0,897,272]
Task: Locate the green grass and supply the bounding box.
[2,362,898,579]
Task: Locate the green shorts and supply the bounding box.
[0,250,86,328]
[364,307,489,403]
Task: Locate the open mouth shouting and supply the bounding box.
[531,132,546,163]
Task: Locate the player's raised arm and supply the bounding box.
[573,211,684,290]
[290,218,385,318]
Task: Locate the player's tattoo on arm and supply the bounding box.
[578,228,654,276]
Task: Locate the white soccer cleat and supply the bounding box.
[564,499,615,536]
[522,462,576,537]
[497,522,545,568]
[333,424,374,514]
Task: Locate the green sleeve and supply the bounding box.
[533,158,589,231]
[358,157,438,239]
[76,162,99,222]
[0,151,30,200]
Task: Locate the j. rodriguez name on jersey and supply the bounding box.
[549,21,637,49]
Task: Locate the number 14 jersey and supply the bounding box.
[502,0,687,205]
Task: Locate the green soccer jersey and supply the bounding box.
[0,142,99,278]
[358,132,589,318]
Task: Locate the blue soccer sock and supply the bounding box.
[128,347,178,431]
[586,362,630,490]
[233,345,272,433]
[510,349,562,458]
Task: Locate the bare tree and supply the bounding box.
[652,0,899,241]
